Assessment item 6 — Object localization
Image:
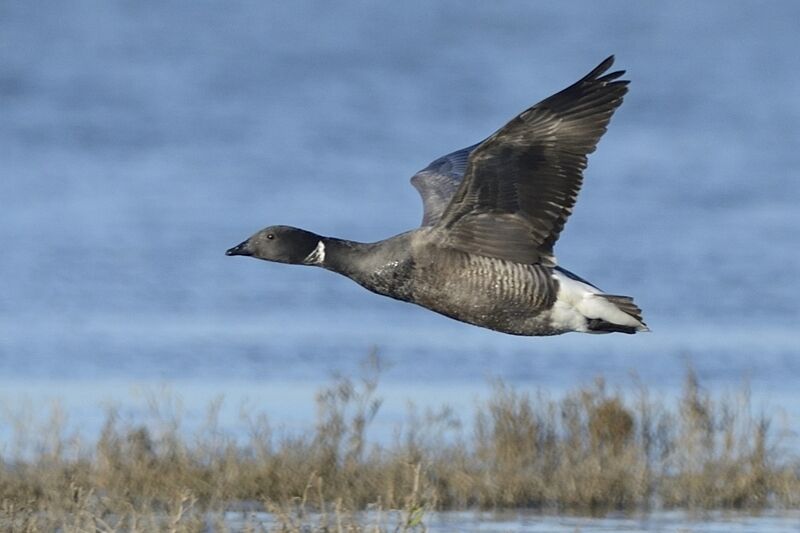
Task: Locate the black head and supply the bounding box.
[225,225,324,265]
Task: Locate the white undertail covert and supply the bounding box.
[550,270,646,333]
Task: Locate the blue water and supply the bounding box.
[228,510,800,533]
[1,2,799,437]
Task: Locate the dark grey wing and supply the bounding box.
[410,143,480,226]
[436,56,629,266]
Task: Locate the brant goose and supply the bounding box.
[227,56,648,335]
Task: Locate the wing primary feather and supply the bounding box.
[434,56,630,266]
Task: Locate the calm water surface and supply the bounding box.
[1,2,799,440]
[228,510,800,532]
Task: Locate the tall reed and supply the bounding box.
[0,359,797,531]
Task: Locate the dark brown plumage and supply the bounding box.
[436,56,629,267]
[227,56,647,336]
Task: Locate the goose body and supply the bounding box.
[227,57,648,336]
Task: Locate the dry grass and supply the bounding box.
[0,358,798,531]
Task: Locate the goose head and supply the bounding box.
[226,225,323,265]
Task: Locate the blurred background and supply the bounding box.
[1,1,798,437]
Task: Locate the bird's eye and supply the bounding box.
[266,233,275,240]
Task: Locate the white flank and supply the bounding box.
[304,240,326,265]
[550,270,641,332]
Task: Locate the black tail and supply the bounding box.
[600,294,644,322]
[587,318,638,334]
[587,294,648,334]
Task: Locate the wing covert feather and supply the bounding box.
[409,143,480,226]
[436,56,629,266]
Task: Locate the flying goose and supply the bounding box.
[227,56,648,335]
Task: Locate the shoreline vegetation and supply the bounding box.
[1,355,798,531]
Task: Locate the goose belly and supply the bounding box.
[410,253,560,335]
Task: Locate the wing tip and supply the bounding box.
[584,55,628,85]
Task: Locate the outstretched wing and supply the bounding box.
[410,143,480,226]
[436,56,629,266]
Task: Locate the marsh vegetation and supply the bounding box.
[0,357,797,531]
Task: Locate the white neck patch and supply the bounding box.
[304,240,326,265]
